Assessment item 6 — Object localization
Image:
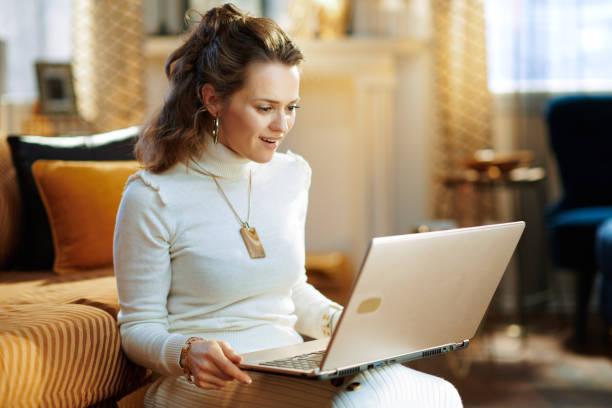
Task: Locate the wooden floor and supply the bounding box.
[405,313,612,407]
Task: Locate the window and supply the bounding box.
[484,0,612,93]
[0,0,72,99]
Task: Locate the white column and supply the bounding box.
[355,77,396,240]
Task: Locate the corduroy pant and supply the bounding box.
[144,363,462,407]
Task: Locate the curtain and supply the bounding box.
[72,0,145,133]
[430,0,494,225]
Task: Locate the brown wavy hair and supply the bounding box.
[135,3,304,173]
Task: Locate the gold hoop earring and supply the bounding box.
[212,116,219,144]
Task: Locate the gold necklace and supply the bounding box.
[190,160,265,259]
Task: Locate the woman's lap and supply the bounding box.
[144,364,462,408]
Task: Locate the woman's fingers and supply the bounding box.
[189,340,252,388]
[211,342,252,384]
[212,355,252,385]
[193,370,233,389]
[199,357,235,382]
[219,340,244,363]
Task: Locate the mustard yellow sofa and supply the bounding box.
[0,129,150,407]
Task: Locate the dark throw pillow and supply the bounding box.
[7,126,139,270]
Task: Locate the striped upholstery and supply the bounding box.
[0,268,119,316]
[2,132,148,405]
[0,269,150,407]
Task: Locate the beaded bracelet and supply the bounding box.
[180,337,204,383]
[322,309,343,337]
[322,312,332,337]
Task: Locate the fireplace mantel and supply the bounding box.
[145,36,425,61]
[145,36,426,87]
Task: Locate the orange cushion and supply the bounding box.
[31,160,140,274]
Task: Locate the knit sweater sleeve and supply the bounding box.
[287,151,343,339]
[292,276,343,338]
[113,174,188,377]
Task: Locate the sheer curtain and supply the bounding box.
[72,0,145,132]
[430,0,494,225]
[485,0,612,94]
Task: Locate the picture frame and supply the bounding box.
[35,62,77,115]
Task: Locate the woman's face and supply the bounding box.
[217,61,300,163]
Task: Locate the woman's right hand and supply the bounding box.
[186,339,253,389]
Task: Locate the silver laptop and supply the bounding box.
[240,221,525,380]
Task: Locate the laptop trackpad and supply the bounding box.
[240,338,329,365]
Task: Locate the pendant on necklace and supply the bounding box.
[239,223,265,259]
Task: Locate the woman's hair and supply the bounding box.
[135,3,303,173]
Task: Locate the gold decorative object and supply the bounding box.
[288,0,351,40]
[463,150,534,174]
[317,0,351,39]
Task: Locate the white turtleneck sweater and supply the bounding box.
[113,141,342,378]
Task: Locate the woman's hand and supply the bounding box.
[186,339,253,389]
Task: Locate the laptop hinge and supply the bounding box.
[456,339,469,350]
[313,367,336,376]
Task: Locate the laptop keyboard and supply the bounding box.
[259,350,325,370]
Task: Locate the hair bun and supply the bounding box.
[201,3,246,37]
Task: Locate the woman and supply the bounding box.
[114,4,462,407]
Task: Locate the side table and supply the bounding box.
[443,166,548,332]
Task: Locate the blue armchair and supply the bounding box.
[596,219,612,336]
[546,95,612,346]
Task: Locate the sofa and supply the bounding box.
[0,127,352,407]
[0,126,153,407]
